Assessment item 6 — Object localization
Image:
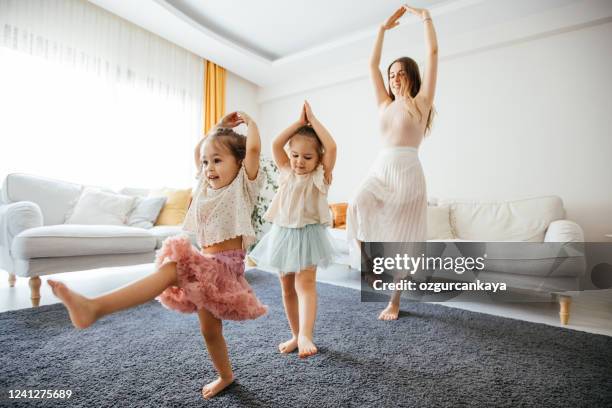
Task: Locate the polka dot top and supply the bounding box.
[183,163,264,249]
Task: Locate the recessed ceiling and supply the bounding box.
[165,0,451,60]
[89,0,609,95]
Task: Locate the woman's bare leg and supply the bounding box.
[198,308,234,399]
[379,287,402,321]
[295,266,318,358]
[379,243,422,320]
[47,262,178,329]
[278,273,299,353]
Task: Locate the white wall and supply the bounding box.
[257,21,612,241]
[226,71,260,129]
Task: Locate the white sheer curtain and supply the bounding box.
[0,0,204,189]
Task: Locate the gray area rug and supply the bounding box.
[1,269,611,408]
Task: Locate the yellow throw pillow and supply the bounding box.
[149,188,192,226]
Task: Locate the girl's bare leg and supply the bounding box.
[278,273,299,353]
[198,308,234,399]
[295,266,318,358]
[47,262,178,329]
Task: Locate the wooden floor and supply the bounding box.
[2,264,611,337]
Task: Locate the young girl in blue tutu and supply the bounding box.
[250,100,337,358]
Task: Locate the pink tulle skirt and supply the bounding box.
[155,236,268,321]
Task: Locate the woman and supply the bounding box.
[347,5,438,321]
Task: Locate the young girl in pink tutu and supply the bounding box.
[48,111,267,399]
[249,101,336,358]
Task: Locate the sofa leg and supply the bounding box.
[8,273,16,287]
[559,295,572,325]
[29,277,41,307]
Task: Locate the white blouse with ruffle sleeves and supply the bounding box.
[264,164,331,229]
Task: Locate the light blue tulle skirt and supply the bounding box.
[249,223,336,275]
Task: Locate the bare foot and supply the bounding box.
[201,376,234,399]
[278,336,298,354]
[47,280,98,329]
[378,302,400,321]
[298,335,318,358]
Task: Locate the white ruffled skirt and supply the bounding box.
[249,223,335,275]
[346,146,427,272]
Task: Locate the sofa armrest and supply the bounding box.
[0,201,44,246]
[544,220,584,243]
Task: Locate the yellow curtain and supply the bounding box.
[204,60,226,134]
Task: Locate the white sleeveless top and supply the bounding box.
[183,163,263,249]
[264,164,331,228]
[380,99,426,148]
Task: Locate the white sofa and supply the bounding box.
[0,173,187,306]
[426,196,585,293]
[333,196,585,294]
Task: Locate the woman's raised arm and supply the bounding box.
[370,7,406,108]
[404,5,438,107]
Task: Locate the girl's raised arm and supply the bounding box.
[304,101,336,184]
[238,112,261,180]
[272,106,308,170]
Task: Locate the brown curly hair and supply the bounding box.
[206,127,247,162]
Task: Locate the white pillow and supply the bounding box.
[427,206,454,240]
[66,188,137,226]
[127,196,167,229]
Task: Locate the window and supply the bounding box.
[0,0,203,189]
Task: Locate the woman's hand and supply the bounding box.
[398,78,410,99]
[402,5,431,21]
[381,7,406,31]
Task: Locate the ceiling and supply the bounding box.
[164,0,450,60]
[88,0,607,94]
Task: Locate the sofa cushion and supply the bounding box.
[11,225,156,259]
[127,197,167,229]
[453,241,585,277]
[427,206,454,240]
[439,196,565,242]
[149,188,192,226]
[66,188,137,226]
[2,173,82,226]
